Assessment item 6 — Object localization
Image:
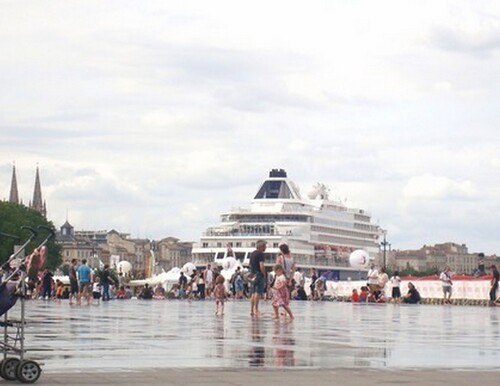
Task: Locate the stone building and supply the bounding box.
[392,242,485,274]
[56,224,151,278]
[154,237,193,272]
[56,221,102,263]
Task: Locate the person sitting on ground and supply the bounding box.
[359,286,369,302]
[153,284,165,300]
[124,286,133,299]
[139,283,153,300]
[116,286,126,299]
[403,282,421,304]
[351,289,359,303]
[294,285,307,301]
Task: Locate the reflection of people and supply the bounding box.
[273,323,295,367]
[249,320,264,367]
[440,266,453,304]
[489,265,499,307]
[403,282,421,304]
[249,240,267,317]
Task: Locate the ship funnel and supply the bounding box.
[269,169,287,178]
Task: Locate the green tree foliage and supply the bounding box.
[0,201,61,269]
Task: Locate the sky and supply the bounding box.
[1,0,499,255]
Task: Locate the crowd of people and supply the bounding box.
[350,265,421,304]
[20,244,500,311]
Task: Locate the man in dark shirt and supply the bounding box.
[249,239,267,317]
[69,258,79,305]
[489,265,499,306]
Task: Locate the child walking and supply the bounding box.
[214,275,226,316]
[272,264,294,320]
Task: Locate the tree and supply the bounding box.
[0,201,61,269]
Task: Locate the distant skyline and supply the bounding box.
[1,1,499,254]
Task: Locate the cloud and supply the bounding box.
[431,16,500,57]
[1,1,500,254]
[402,174,477,201]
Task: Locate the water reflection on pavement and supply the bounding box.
[9,300,500,372]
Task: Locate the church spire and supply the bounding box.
[30,165,47,218]
[9,163,19,204]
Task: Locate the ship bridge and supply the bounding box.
[253,169,302,200]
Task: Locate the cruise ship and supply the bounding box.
[191,169,381,279]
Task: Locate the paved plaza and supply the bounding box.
[4,299,500,384]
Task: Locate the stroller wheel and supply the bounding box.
[16,360,41,384]
[0,357,20,380]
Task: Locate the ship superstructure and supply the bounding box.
[192,169,381,279]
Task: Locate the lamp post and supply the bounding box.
[380,230,390,269]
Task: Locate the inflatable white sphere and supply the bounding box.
[222,257,237,270]
[349,249,370,269]
[116,260,132,274]
[181,262,197,276]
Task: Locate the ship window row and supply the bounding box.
[311,225,378,239]
[227,214,310,223]
[315,234,378,248]
[312,217,353,228]
[354,214,370,222]
[205,225,277,237]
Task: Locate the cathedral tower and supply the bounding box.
[8,163,19,204]
[30,166,47,218]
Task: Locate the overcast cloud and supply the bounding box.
[1,0,499,254]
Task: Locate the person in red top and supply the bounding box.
[351,289,359,302]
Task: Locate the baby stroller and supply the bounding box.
[0,226,54,383]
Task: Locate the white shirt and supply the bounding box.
[293,271,304,286]
[390,276,401,288]
[368,268,379,285]
[440,271,452,287]
[378,272,389,288]
[204,269,213,284]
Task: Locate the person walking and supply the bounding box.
[276,244,295,287]
[249,240,267,317]
[203,264,214,298]
[77,259,93,305]
[68,258,79,305]
[102,264,113,301]
[214,275,227,316]
[271,264,294,320]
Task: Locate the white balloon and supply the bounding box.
[181,262,197,276]
[349,250,370,269]
[116,260,132,274]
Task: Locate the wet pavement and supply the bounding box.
[7,299,500,373]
